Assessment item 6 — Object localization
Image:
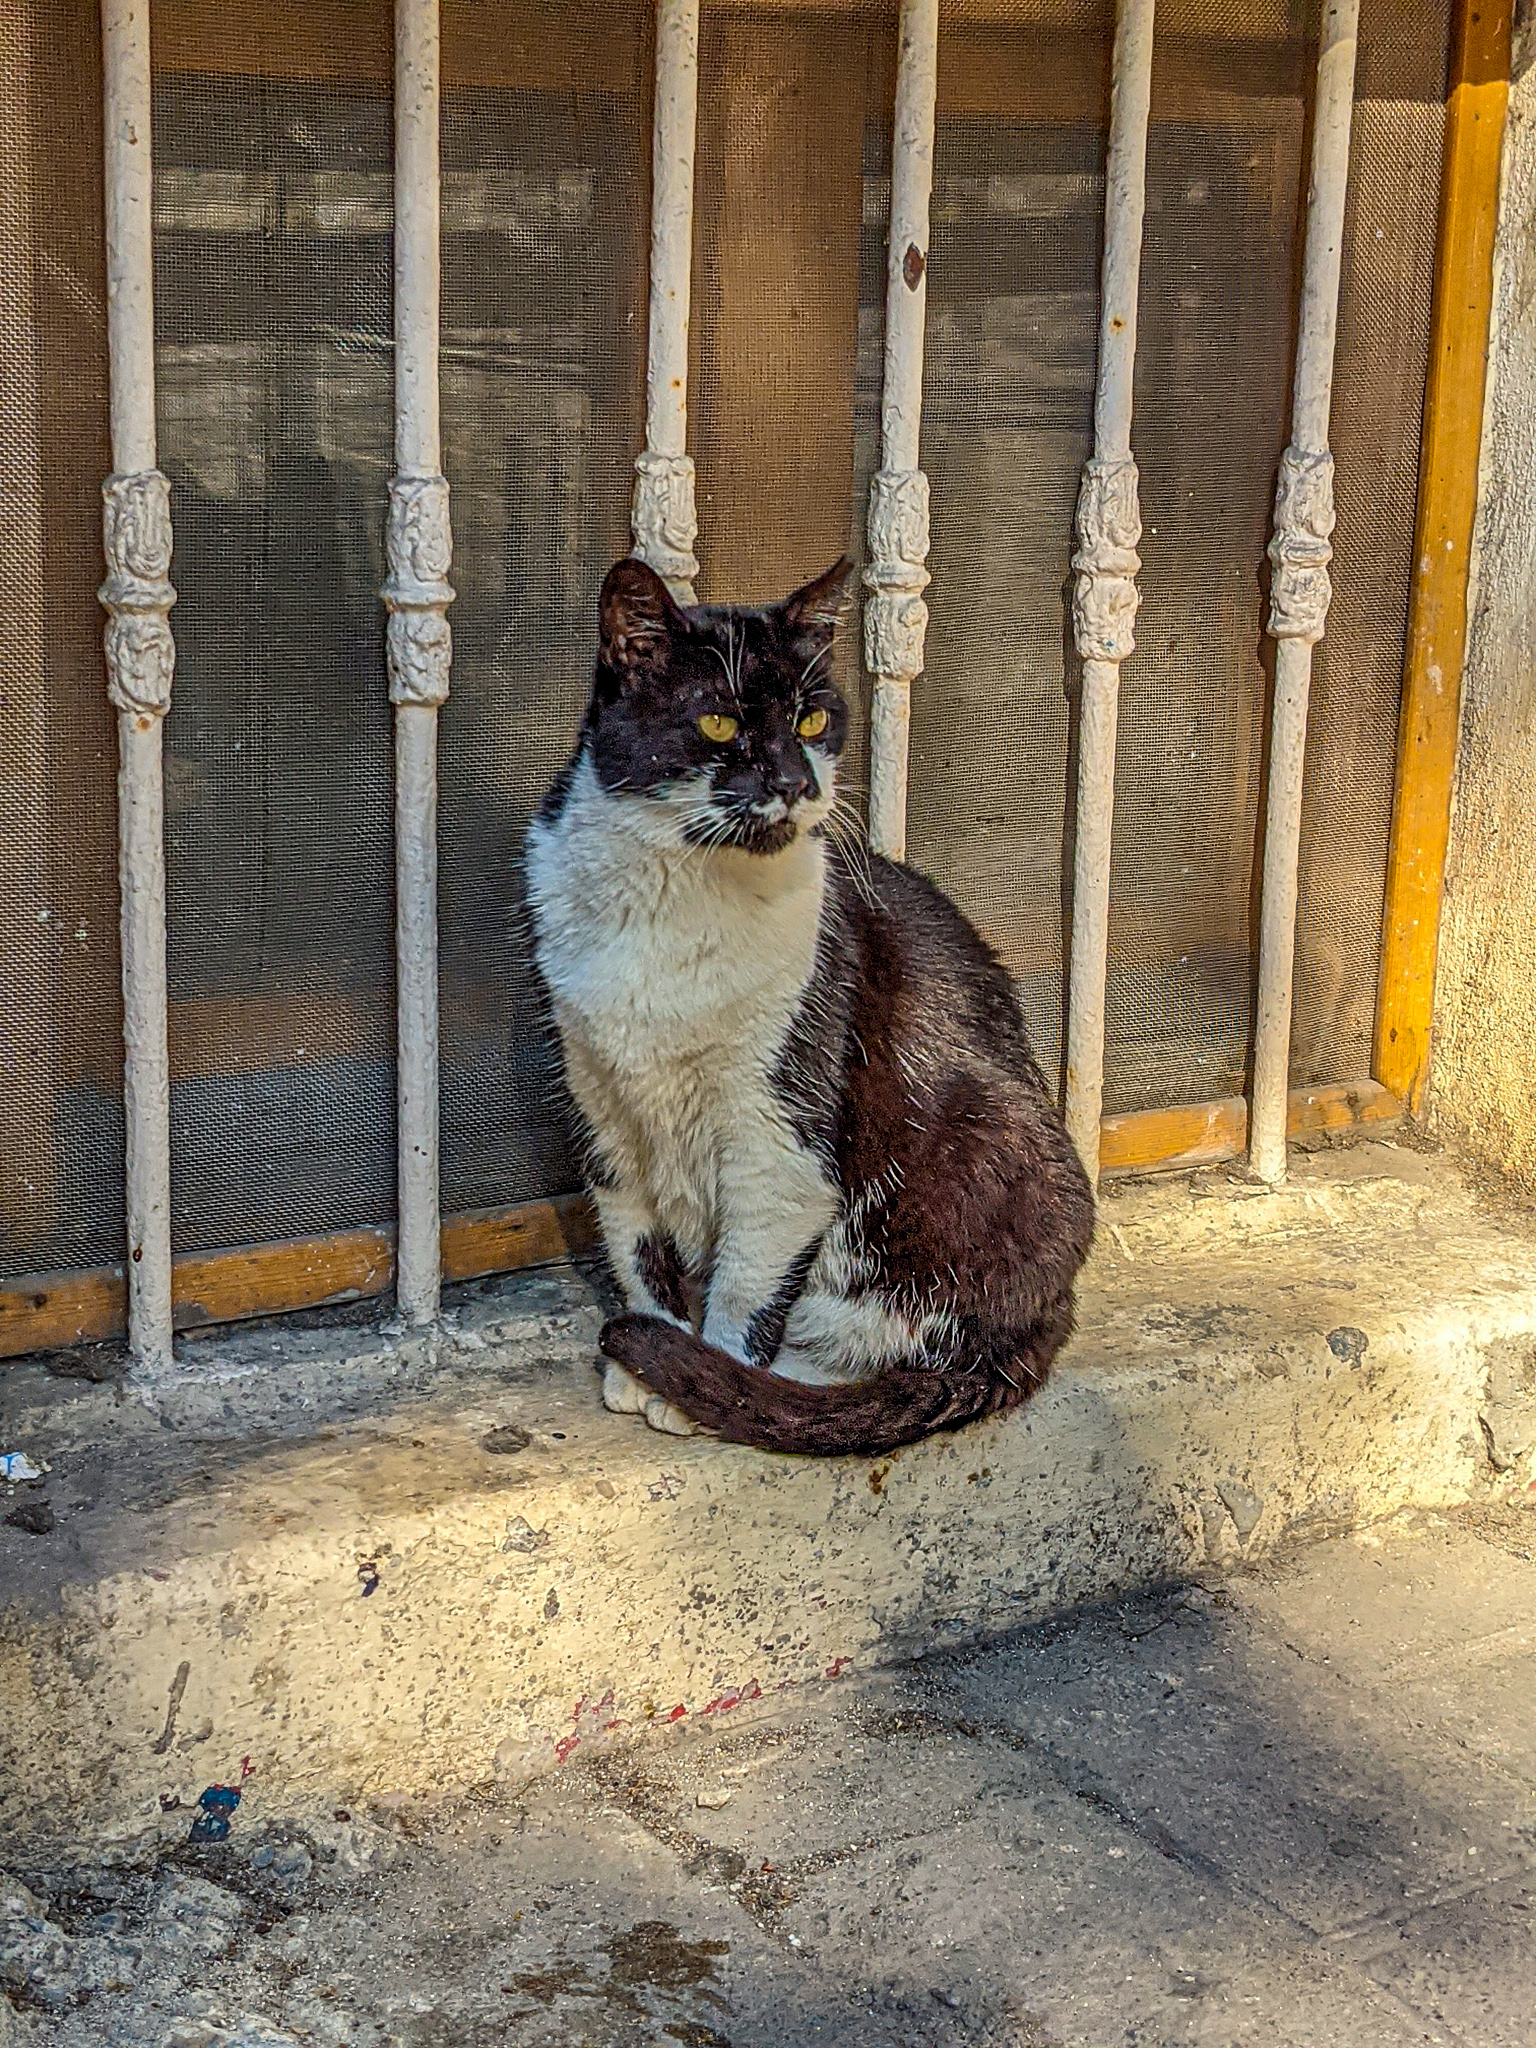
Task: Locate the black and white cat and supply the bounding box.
[525,555,1094,1455]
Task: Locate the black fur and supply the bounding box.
[601,842,1095,1455]
[544,555,1094,1456]
[556,555,852,856]
[744,1237,824,1368]
[635,1232,690,1324]
[601,1298,1076,1458]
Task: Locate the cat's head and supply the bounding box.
[585,555,852,856]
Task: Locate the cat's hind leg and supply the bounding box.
[604,1350,700,1436]
[768,1342,857,1386]
[775,1287,922,1383]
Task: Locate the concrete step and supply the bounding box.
[3,1141,1534,1865]
[9,1501,1533,2047]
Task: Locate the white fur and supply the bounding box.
[527,749,904,1427]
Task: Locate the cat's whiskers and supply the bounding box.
[705,643,735,697]
[675,795,752,856]
[726,612,745,703]
[799,642,836,689]
[820,797,880,912]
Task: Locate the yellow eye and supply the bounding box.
[797,706,830,740]
[697,712,739,743]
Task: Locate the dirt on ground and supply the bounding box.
[3,1500,1533,2048]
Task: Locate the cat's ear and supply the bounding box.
[778,557,854,651]
[598,556,686,683]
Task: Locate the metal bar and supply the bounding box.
[632,0,701,601]
[1250,0,1360,1186]
[100,0,176,1375]
[385,0,453,1325]
[1063,0,1155,1188]
[865,0,939,863]
[1373,0,1512,1113]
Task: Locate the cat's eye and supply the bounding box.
[797,707,830,740]
[697,712,739,743]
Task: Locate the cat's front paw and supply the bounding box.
[643,1395,699,1437]
[602,1360,649,1414]
[602,1360,698,1436]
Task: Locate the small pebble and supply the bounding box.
[482,1426,531,1456]
[695,1787,733,1810]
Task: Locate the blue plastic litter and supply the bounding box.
[188,1780,243,1843]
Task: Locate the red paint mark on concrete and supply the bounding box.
[702,1681,762,1715]
[570,1689,616,1725]
[554,1734,581,1764]
[825,1657,852,1680]
[666,1704,687,1723]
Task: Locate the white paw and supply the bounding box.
[644,1395,699,1437]
[602,1361,649,1414]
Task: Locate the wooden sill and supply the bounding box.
[0,1079,1400,1362]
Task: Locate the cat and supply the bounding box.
[524,554,1095,1455]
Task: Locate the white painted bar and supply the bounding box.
[384,0,453,1324]
[865,0,939,862]
[101,0,175,1374]
[1250,0,1359,1186]
[1063,0,1155,1189]
[632,0,701,601]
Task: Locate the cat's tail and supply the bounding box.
[597,1308,1072,1457]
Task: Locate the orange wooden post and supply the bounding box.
[1374,0,1512,1113]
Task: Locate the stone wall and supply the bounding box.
[1429,15,1536,1189]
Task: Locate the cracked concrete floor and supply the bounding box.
[4,1499,1533,2048]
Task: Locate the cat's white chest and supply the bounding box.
[526,755,824,1166]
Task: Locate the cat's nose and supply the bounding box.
[768,754,815,805]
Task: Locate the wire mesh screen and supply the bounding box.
[155,12,396,1255]
[1108,29,1308,1111]
[437,4,652,1215]
[6,0,1454,1294]
[689,1,895,815]
[906,1,1112,1082]
[909,0,1449,1114]
[1294,9,1449,1087]
[149,5,655,1240]
[0,0,124,1286]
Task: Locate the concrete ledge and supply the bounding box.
[3,1143,1534,1863]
